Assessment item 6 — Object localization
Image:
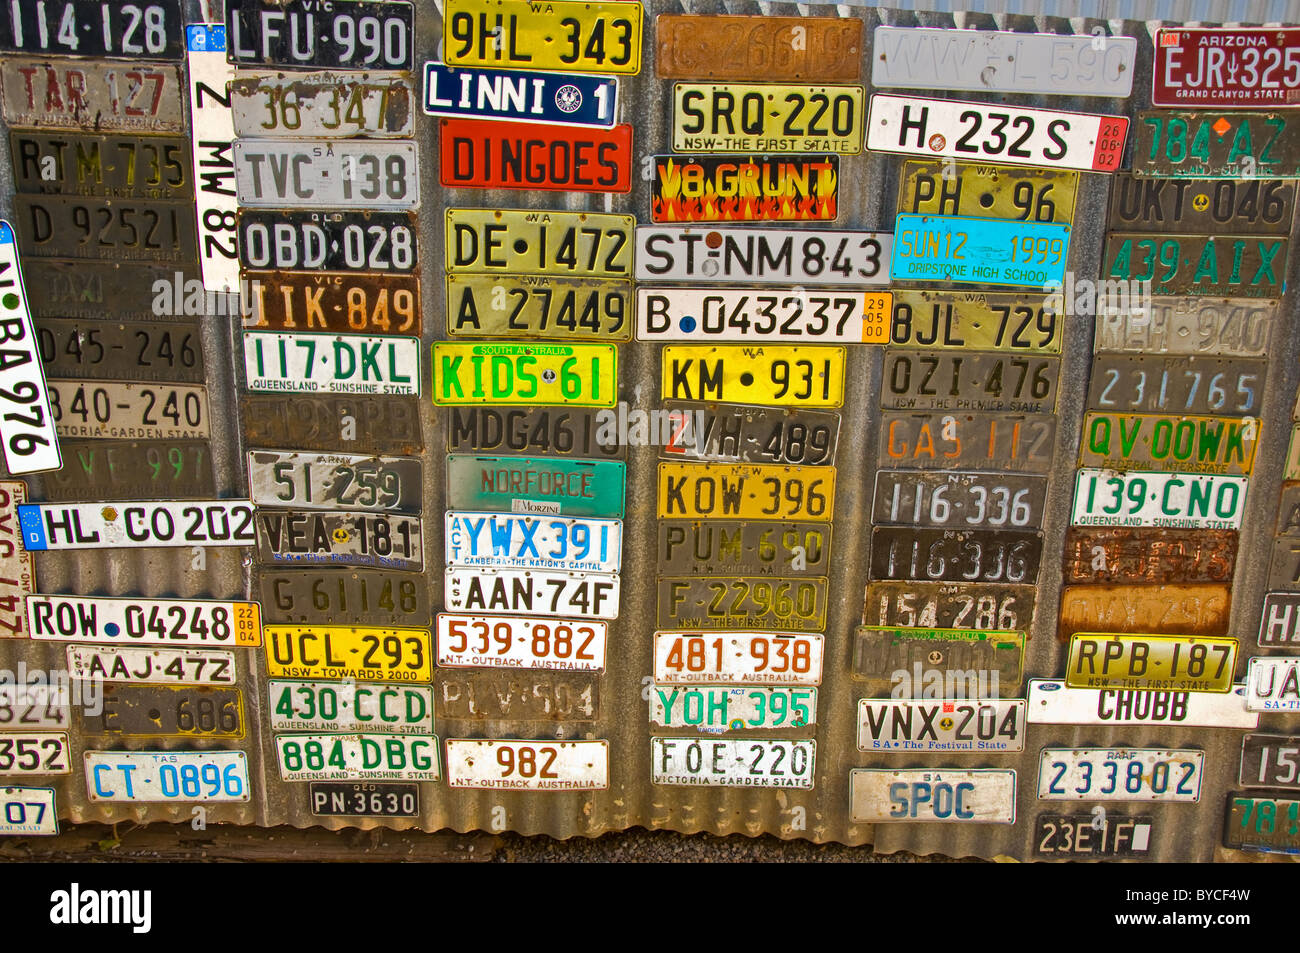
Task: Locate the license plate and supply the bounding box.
[24,260,192,321]
[230,72,413,138]
[1066,633,1237,692]
[1277,485,1300,536]
[445,512,621,573]
[446,406,621,459]
[245,272,420,337]
[1133,111,1300,178]
[658,520,830,576]
[1058,584,1230,642]
[1071,469,1247,530]
[255,510,423,571]
[662,345,845,408]
[1028,679,1257,728]
[265,625,431,682]
[446,454,625,518]
[13,195,197,261]
[19,500,254,550]
[1035,814,1153,859]
[1103,233,1287,297]
[243,331,420,396]
[637,288,888,344]
[1290,426,1300,478]
[653,630,823,685]
[242,395,422,454]
[445,739,608,789]
[436,670,598,721]
[0,734,68,775]
[655,15,861,81]
[880,411,1058,473]
[439,118,632,192]
[1062,527,1237,585]
[240,210,416,274]
[851,625,1026,696]
[36,319,204,383]
[311,782,418,818]
[652,737,814,788]
[446,275,631,341]
[447,209,633,278]
[445,568,619,620]
[50,381,208,440]
[1,59,184,132]
[657,576,828,632]
[227,0,414,70]
[1039,748,1203,802]
[67,645,237,686]
[0,787,58,835]
[1241,736,1300,790]
[850,769,1016,823]
[1247,658,1300,711]
[869,527,1042,584]
[267,681,431,733]
[0,685,68,730]
[650,686,817,731]
[11,132,191,199]
[636,226,889,286]
[437,612,607,672]
[649,155,839,223]
[1108,175,1295,234]
[247,450,422,514]
[1269,538,1300,591]
[0,236,59,475]
[234,140,418,209]
[27,594,260,647]
[1079,412,1258,475]
[275,733,439,782]
[1224,794,1300,853]
[259,569,430,627]
[857,699,1025,753]
[881,351,1060,413]
[867,94,1127,173]
[1154,29,1300,108]
[424,63,618,128]
[1087,355,1266,416]
[863,581,1036,632]
[1259,594,1300,646]
[672,83,864,154]
[86,750,249,801]
[432,342,616,407]
[893,215,1071,288]
[0,0,184,58]
[873,470,1047,530]
[1094,298,1275,356]
[660,403,840,466]
[443,0,640,74]
[658,462,833,522]
[187,23,238,294]
[897,160,1078,224]
[84,685,243,739]
[874,26,1135,97]
[0,483,33,639]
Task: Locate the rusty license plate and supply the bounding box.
[863,581,1037,632]
[239,210,417,273]
[657,576,828,632]
[258,569,431,627]
[1109,175,1295,234]
[10,131,191,199]
[446,406,621,460]
[897,160,1078,223]
[882,351,1059,413]
[1062,527,1238,585]
[230,72,413,138]
[255,510,423,571]
[23,260,196,321]
[1133,111,1300,178]
[879,411,1058,473]
[851,625,1025,697]
[655,15,861,81]
[1057,584,1232,642]
[82,685,243,739]
[242,395,422,454]
[1087,355,1265,416]
[435,671,598,722]
[889,290,1063,353]
[14,195,198,262]
[247,450,422,514]
[873,470,1047,530]
[657,520,831,576]
[1095,299,1275,357]
[1269,538,1300,591]
[658,402,839,465]
[869,527,1042,585]
[42,439,213,501]
[244,271,420,337]
[446,275,631,341]
[36,319,203,383]
[1079,412,1258,475]
[1102,233,1287,297]
[50,381,207,440]
[1,59,184,132]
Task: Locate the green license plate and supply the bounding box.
[446,454,626,518]
[1103,234,1287,297]
[1133,111,1300,178]
[432,342,616,406]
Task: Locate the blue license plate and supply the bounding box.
[423,63,618,128]
[892,214,1070,288]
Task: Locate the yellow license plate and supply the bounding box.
[896,160,1078,223]
[657,463,835,521]
[661,344,845,407]
[673,83,865,154]
[443,0,643,75]
[264,626,433,682]
[433,342,617,406]
[889,290,1063,353]
[445,208,634,277]
[1066,631,1238,693]
[446,275,632,341]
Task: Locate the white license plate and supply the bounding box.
[857,699,1025,752]
[186,24,240,293]
[0,734,69,775]
[86,750,249,801]
[650,685,817,731]
[444,511,622,573]
[0,482,34,639]
[233,139,419,209]
[66,645,237,686]
[850,768,1016,822]
[636,288,887,344]
[19,501,255,550]
[445,739,608,790]
[866,94,1128,173]
[1247,658,1300,712]
[651,737,815,788]
[0,787,58,835]
[247,449,423,513]
[635,226,890,285]
[1028,679,1257,727]
[275,733,439,781]
[27,595,261,647]
[436,612,607,671]
[1071,468,1247,529]
[1038,748,1203,801]
[0,224,61,474]
[243,331,420,396]
[269,681,433,733]
[444,568,620,620]
[653,631,823,685]
[871,27,1136,97]
[0,686,69,731]
[231,72,414,138]
[50,381,209,440]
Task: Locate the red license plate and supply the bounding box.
[439,118,632,193]
[1154,28,1300,108]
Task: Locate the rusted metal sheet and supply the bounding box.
[655,15,862,81]
[1057,584,1232,641]
[1061,527,1238,586]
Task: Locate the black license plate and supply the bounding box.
[1240,735,1300,789]
[850,625,1025,696]
[869,527,1042,584]
[0,0,184,58]
[1224,793,1300,853]
[1109,175,1295,234]
[226,0,414,70]
[245,271,420,336]
[659,402,840,465]
[446,406,622,459]
[11,131,191,199]
[881,351,1059,413]
[255,509,423,572]
[15,195,198,262]
[310,782,419,818]
[879,411,1058,473]
[1062,527,1238,585]
[1103,233,1288,298]
[1260,592,1300,646]
[242,396,422,454]
[41,439,213,501]
[1087,355,1266,416]
[82,685,243,738]
[657,520,831,575]
[23,260,197,321]
[1034,814,1154,858]
[435,670,599,722]
[258,569,431,626]
[873,470,1047,529]
[239,210,417,273]
[862,581,1037,632]
[36,319,203,382]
